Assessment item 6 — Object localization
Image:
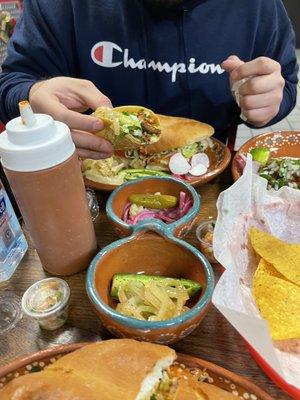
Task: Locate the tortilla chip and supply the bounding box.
[254,256,285,280]
[249,227,300,286]
[253,258,300,340]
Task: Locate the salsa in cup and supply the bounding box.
[21,278,70,330]
[196,220,217,264]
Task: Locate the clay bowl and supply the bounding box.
[232,130,300,181]
[84,137,232,192]
[106,176,200,238]
[86,222,214,344]
[0,343,272,399]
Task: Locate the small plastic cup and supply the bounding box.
[196,220,217,264]
[0,293,23,335]
[21,277,70,330]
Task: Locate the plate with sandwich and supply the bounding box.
[0,339,272,399]
[82,111,231,191]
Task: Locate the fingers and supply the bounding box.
[78,80,112,111]
[221,55,244,73]
[239,73,285,96]
[230,57,281,83]
[36,97,105,132]
[77,148,112,159]
[222,56,284,127]
[239,90,283,111]
[29,77,113,132]
[242,105,280,127]
[71,130,113,159]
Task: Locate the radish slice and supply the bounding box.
[169,153,191,175]
[191,153,210,168]
[189,163,208,176]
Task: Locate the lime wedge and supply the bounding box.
[250,147,270,165]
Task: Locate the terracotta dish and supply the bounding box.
[106,176,200,238]
[232,130,300,181]
[0,343,272,399]
[86,225,214,344]
[84,137,231,192]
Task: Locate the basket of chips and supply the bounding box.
[212,156,300,398]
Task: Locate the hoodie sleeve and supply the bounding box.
[243,0,299,129]
[0,0,77,123]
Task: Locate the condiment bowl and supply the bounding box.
[106,176,200,238]
[232,130,300,181]
[21,278,70,331]
[86,222,214,344]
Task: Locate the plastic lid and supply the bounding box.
[196,220,216,245]
[0,102,75,172]
[0,292,23,334]
[21,278,70,319]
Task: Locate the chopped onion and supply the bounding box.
[115,280,191,321]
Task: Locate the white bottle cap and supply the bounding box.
[0,102,75,172]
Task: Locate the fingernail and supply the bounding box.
[102,142,113,152]
[93,120,103,131]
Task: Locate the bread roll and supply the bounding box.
[144,114,214,154]
[1,339,240,400]
[0,339,176,400]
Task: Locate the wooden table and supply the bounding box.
[0,174,292,399]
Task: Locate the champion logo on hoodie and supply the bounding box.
[91,41,224,83]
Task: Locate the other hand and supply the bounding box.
[29,77,114,159]
[222,56,285,127]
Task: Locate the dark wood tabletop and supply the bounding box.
[0,173,292,400]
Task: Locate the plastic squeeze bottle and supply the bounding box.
[0,101,97,276]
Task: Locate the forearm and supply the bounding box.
[0,0,77,124]
[0,72,38,123]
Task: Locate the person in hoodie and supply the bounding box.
[0,0,298,159]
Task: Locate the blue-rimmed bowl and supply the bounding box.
[106,177,200,238]
[86,222,214,344]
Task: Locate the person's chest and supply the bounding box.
[72,0,259,130]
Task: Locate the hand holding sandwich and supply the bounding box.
[29,77,114,159]
[222,55,285,127]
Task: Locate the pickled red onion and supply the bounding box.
[122,191,193,225]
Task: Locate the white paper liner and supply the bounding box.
[212,155,300,389]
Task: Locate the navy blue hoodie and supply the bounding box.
[0,0,298,139]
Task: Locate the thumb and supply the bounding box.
[221,55,244,73]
